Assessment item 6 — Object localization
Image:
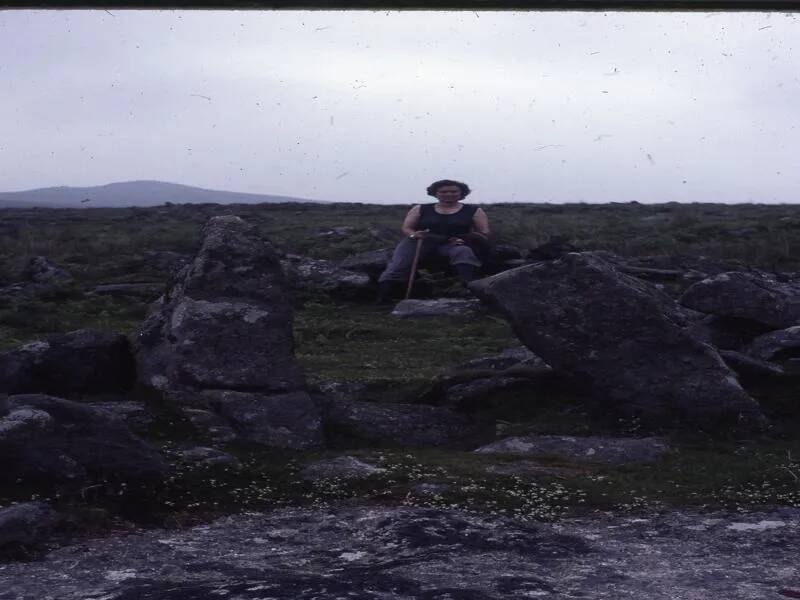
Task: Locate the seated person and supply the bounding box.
[376,179,490,303]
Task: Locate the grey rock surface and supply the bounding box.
[680,271,800,329]
[391,298,483,318]
[298,455,386,480]
[181,408,239,444]
[133,215,323,450]
[339,248,393,279]
[455,346,548,371]
[323,398,485,448]
[469,252,765,430]
[718,350,786,380]
[0,394,169,487]
[1,505,798,600]
[282,254,371,296]
[205,390,324,450]
[178,446,242,469]
[21,256,73,284]
[135,215,303,394]
[474,434,671,465]
[0,502,62,548]
[745,325,800,361]
[0,329,136,396]
[92,401,156,432]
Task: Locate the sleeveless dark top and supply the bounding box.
[418,203,478,237]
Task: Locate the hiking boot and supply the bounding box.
[454,264,478,284]
[375,281,397,305]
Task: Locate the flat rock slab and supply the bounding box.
[323,398,484,448]
[2,505,799,599]
[298,456,386,480]
[474,434,670,465]
[391,298,483,318]
[485,460,592,478]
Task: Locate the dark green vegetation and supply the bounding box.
[1,201,799,526]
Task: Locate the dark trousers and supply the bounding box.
[378,237,481,283]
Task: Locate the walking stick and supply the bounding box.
[404,234,425,300]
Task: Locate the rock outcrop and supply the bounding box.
[134,215,323,449]
[469,252,766,430]
[0,394,169,488]
[0,329,136,396]
[680,271,800,329]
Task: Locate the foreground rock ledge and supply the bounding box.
[469,252,766,430]
[1,505,797,600]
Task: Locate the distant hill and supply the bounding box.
[0,181,324,208]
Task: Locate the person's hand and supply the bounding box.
[447,237,465,245]
[409,230,429,240]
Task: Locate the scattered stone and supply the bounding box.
[410,483,451,495]
[339,248,393,279]
[181,408,239,444]
[298,456,385,480]
[204,390,324,450]
[0,502,63,549]
[21,256,73,284]
[469,252,765,430]
[92,401,156,432]
[680,271,800,329]
[455,346,548,371]
[323,398,486,448]
[315,226,356,238]
[391,298,483,318]
[745,326,800,361]
[0,394,170,487]
[179,446,241,469]
[312,380,369,402]
[282,254,371,296]
[474,434,671,465]
[485,460,589,478]
[0,329,136,396]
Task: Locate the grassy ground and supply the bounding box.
[1,201,799,527]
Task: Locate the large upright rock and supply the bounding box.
[469,253,765,430]
[134,216,323,449]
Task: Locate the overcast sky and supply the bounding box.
[1,9,798,204]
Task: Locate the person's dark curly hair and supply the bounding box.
[426,179,471,198]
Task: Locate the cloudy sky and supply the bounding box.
[0,9,797,204]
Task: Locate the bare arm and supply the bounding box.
[471,207,490,238]
[401,205,423,237]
